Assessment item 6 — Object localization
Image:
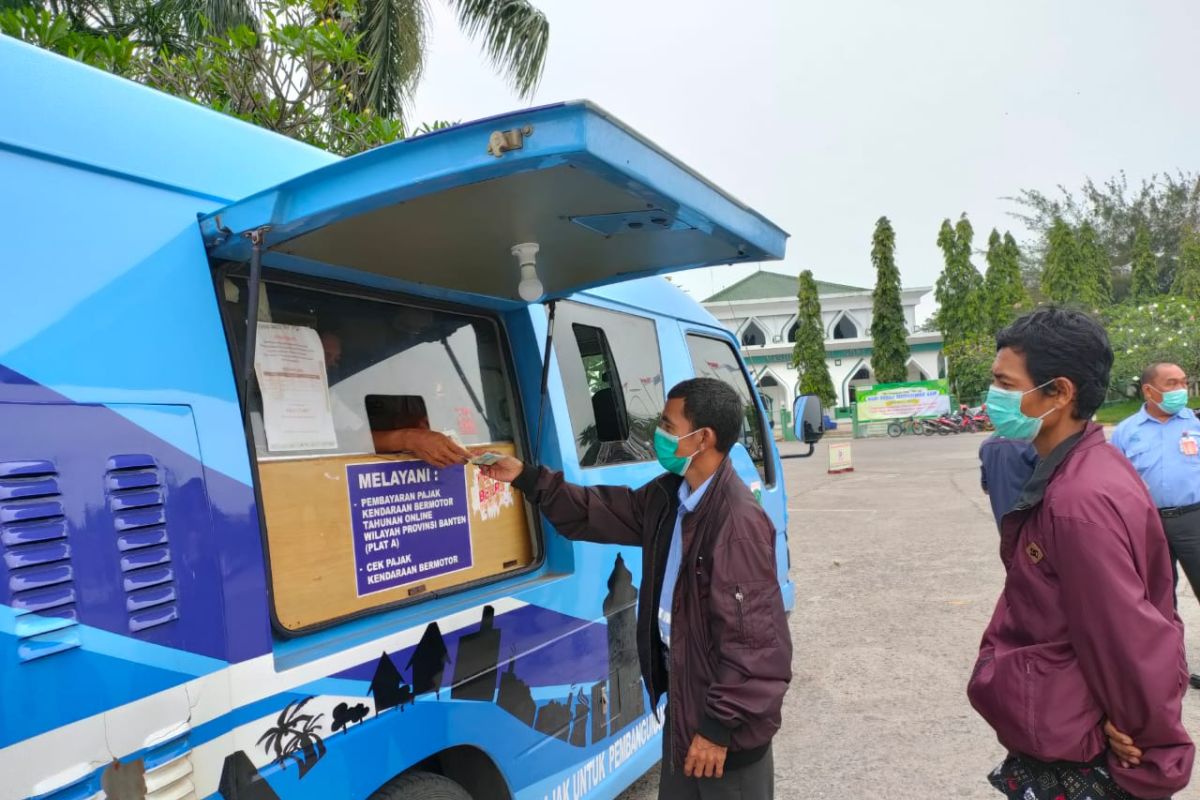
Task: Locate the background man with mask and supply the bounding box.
[966,308,1191,800]
[1111,362,1200,689]
[480,378,791,800]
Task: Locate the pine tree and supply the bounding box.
[934,214,985,349]
[1041,217,1086,305]
[792,270,837,407]
[1075,220,1111,308]
[1172,228,1200,300]
[982,229,1028,332]
[1130,224,1159,301]
[868,216,910,384]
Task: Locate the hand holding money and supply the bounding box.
[478,455,524,484]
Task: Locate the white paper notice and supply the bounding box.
[254,323,338,452]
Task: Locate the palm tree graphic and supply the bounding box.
[257,697,328,779]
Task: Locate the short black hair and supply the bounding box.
[995,306,1113,419]
[1140,362,1181,389]
[667,378,744,453]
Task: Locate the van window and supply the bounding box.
[685,334,774,485]
[554,302,664,467]
[222,277,536,632]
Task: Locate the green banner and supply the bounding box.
[855,379,950,422]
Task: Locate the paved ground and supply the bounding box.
[619,432,1200,799]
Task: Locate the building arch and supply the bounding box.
[774,312,802,344]
[905,357,931,383]
[755,368,789,427]
[827,310,864,341]
[736,317,768,347]
[841,359,874,406]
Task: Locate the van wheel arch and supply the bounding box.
[371,745,512,800]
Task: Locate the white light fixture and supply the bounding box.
[512,242,544,301]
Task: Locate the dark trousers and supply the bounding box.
[1162,507,1200,604]
[657,710,775,800]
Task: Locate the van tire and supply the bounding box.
[370,771,472,800]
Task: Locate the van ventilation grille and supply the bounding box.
[0,459,80,663]
[106,455,179,634]
[144,731,197,800]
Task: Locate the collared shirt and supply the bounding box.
[1111,405,1200,509]
[979,437,1038,526]
[658,472,715,649]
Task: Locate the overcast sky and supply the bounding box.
[410,0,1200,318]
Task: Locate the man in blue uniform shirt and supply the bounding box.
[978,436,1038,528]
[1111,362,1200,688]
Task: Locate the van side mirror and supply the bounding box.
[784,395,824,459]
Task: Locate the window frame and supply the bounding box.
[553,300,665,470]
[684,330,777,488]
[211,264,544,637]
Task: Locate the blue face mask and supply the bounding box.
[654,427,703,476]
[986,380,1059,441]
[1153,388,1189,416]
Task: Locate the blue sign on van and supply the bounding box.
[347,462,473,596]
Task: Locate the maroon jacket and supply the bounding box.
[968,424,1193,798]
[513,456,792,769]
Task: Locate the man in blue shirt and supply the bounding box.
[657,471,712,651]
[978,437,1038,527]
[1111,362,1200,687]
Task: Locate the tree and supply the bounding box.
[982,229,1028,332]
[3,2,457,154]
[792,270,837,408]
[1008,171,1200,296]
[934,214,985,348]
[1105,297,1200,396]
[1040,218,1087,305]
[868,216,909,384]
[6,0,549,152]
[355,0,549,117]
[935,214,988,398]
[942,337,995,407]
[256,697,327,778]
[1130,224,1159,301]
[1172,228,1200,300]
[1075,220,1111,308]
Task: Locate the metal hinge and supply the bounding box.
[487,125,533,157]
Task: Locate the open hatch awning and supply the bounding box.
[199,101,788,302]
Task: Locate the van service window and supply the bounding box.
[553,302,665,467]
[222,277,535,632]
[685,334,773,485]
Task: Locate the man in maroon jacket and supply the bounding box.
[967,307,1193,799]
[481,378,791,799]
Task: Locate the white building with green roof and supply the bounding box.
[702,270,945,416]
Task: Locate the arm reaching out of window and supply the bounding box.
[373,428,471,467]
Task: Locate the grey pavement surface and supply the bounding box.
[619,432,1200,799]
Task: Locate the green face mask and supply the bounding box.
[1153,388,1189,415]
[654,427,703,476]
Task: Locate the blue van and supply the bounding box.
[0,36,818,800]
